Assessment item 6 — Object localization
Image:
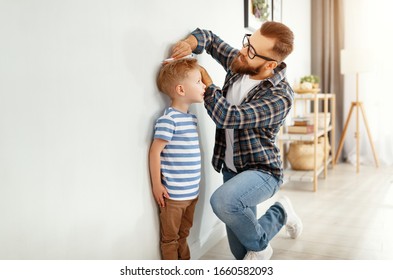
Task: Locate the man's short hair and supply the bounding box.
[260,21,294,62]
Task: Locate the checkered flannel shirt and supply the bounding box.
[191,28,294,182]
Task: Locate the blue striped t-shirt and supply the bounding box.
[153,107,201,200]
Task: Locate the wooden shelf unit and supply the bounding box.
[279,93,336,191]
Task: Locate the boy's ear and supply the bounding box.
[175,84,186,96]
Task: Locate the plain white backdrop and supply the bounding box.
[0,0,311,259]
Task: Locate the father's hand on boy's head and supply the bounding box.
[199,65,213,87]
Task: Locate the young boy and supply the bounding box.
[149,58,206,260]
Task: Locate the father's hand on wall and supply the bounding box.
[171,35,197,59]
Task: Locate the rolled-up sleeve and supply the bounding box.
[191,28,239,71]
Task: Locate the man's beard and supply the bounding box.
[230,53,264,75]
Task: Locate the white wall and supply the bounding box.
[282,0,311,86]
[0,0,310,259]
[342,0,393,165]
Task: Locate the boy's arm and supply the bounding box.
[149,138,170,208]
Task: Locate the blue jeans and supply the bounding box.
[210,167,286,260]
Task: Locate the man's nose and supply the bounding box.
[239,47,248,57]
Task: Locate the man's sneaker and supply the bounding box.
[277,196,303,239]
[243,243,273,260]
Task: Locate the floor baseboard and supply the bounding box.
[190,222,226,260]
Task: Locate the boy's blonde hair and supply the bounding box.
[157,58,198,97]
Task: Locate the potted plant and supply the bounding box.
[300,75,320,89]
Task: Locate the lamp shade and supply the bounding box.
[340,48,375,74]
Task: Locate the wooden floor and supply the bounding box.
[199,163,393,260]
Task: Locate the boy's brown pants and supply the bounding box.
[159,197,198,260]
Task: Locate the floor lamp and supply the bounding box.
[334,49,379,172]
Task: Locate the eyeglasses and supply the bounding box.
[242,34,277,62]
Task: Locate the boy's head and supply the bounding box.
[157,58,205,103]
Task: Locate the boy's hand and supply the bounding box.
[199,66,213,87]
[152,184,170,208]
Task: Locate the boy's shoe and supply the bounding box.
[243,243,273,260]
[277,195,303,239]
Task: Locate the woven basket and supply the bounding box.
[287,139,327,171]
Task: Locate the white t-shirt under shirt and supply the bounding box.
[225,75,261,172]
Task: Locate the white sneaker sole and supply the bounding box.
[278,196,303,239]
[243,244,273,260]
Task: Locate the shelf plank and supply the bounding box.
[280,126,332,141]
[282,157,332,183]
[293,93,335,99]
[283,166,324,183]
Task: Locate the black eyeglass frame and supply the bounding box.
[242,34,277,62]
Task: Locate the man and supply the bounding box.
[170,21,303,260]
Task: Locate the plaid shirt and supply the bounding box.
[192,28,294,182]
